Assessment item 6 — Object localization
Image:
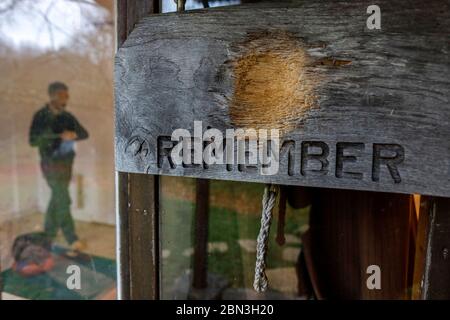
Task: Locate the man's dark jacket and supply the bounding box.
[29,105,89,162]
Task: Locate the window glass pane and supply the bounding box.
[161,176,309,299]
[0,0,116,300]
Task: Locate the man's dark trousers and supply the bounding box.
[41,158,78,244]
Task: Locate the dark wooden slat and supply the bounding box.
[126,0,153,41]
[116,0,160,300]
[116,172,160,300]
[128,173,160,299]
[420,197,450,299]
[116,0,156,48]
[176,0,186,12]
[192,179,210,289]
[116,0,128,48]
[115,0,450,197]
[116,171,131,299]
[412,196,431,299]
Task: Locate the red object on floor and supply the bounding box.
[12,256,55,277]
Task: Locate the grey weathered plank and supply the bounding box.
[115,0,450,197]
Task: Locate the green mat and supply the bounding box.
[1,246,116,300]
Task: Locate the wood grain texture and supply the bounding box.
[116,171,131,299]
[420,197,450,299]
[301,188,414,299]
[412,195,432,299]
[192,179,210,289]
[128,173,160,299]
[116,172,161,300]
[115,0,450,196]
[116,0,156,48]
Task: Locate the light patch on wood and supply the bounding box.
[230,31,319,134]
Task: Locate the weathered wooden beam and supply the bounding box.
[115,0,450,197]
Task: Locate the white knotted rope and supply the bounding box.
[253,184,279,292]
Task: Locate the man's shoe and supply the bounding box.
[71,240,87,252]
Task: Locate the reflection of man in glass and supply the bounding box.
[29,82,88,252]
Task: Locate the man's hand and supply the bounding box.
[60,130,77,141]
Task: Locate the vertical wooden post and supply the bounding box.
[116,171,130,299]
[412,196,431,299]
[116,0,158,47]
[193,179,210,289]
[177,0,186,12]
[116,172,160,299]
[128,173,160,299]
[116,0,160,300]
[414,197,450,299]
